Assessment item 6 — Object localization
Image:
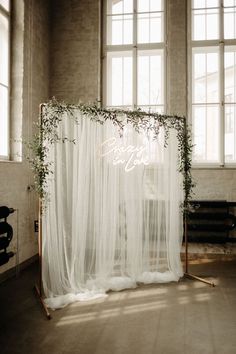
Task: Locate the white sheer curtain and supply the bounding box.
[42,109,184,309]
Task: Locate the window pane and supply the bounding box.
[192,8,219,40]
[138,0,149,12]
[193,0,206,8]
[138,12,163,43]
[150,0,163,11]
[0,0,9,11]
[138,106,164,114]
[107,14,133,45]
[105,0,165,111]
[124,0,132,13]
[225,47,236,103]
[192,48,219,103]
[0,13,9,85]
[225,47,236,162]
[138,50,163,106]
[207,0,219,6]
[225,104,236,162]
[107,52,133,107]
[107,0,133,15]
[0,85,9,157]
[193,0,219,9]
[193,105,220,162]
[224,0,235,7]
[224,6,236,39]
[138,0,163,12]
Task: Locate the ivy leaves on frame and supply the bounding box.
[27,98,195,214]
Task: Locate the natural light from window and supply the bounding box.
[0,0,10,159]
[191,0,236,165]
[105,0,165,113]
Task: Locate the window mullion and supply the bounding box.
[8,0,11,159]
[133,0,137,109]
[220,0,225,166]
[0,2,10,160]
[0,5,9,18]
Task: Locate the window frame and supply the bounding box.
[102,0,167,112]
[188,0,236,168]
[0,0,10,160]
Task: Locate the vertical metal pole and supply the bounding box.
[183,117,215,286]
[183,117,189,275]
[34,103,51,319]
[38,198,43,296]
[184,213,188,274]
[15,209,20,277]
[38,103,43,297]
[133,0,137,109]
[98,0,103,107]
[219,0,225,167]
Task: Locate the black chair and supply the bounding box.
[0,206,15,266]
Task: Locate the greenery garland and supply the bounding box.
[27,98,195,214]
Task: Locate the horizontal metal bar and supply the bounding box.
[190,40,236,47]
[185,273,215,287]
[34,284,51,320]
[106,11,164,17]
[105,43,165,51]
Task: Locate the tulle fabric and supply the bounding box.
[42,110,184,309]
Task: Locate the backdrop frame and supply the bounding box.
[33,103,215,320]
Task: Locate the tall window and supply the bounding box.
[190,0,236,165]
[0,0,10,159]
[103,0,165,113]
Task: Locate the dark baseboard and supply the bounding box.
[0,254,38,284]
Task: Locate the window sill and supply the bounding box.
[0,159,22,164]
[192,164,236,170]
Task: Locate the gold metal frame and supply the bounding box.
[181,119,215,287]
[34,104,214,319]
[184,216,215,287]
[34,104,51,320]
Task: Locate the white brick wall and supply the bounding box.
[50,0,100,103]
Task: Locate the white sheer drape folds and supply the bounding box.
[42,110,184,309]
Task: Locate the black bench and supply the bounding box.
[187,200,236,243]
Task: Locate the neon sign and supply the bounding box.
[100,137,149,172]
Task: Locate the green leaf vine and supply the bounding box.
[27,98,195,214]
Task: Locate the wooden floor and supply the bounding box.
[0,259,236,354]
